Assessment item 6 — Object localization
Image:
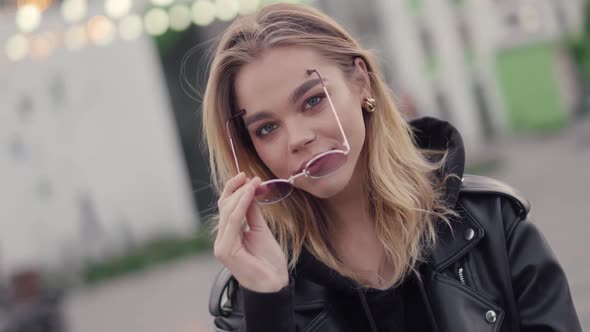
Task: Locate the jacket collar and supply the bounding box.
[409,117,483,271]
[409,117,464,207]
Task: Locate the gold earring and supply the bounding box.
[362,97,376,113]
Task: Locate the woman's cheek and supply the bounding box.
[257,147,287,178]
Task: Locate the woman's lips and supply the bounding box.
[292,148,336,175]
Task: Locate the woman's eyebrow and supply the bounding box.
[242,77,327,128]
[290,78,323,104]
[243,111,273,128]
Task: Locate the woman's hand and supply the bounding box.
[214,173,289,293]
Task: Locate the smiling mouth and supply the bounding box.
[292,148,337,175]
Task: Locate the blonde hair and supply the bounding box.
[202,3,455,287]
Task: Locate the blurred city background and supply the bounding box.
[0,0,589,331]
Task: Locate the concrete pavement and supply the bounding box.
[64,254,222,332]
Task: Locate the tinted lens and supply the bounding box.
[306,151,348,178]
[254,181,293,204]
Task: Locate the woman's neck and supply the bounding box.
[322,161,372,236]
[320,163,390,282]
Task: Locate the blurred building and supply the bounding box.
[0,0,199,279]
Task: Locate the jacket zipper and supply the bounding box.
[457,267,466,285]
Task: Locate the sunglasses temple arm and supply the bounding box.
[226,120,241,173]
[323,86,350,153]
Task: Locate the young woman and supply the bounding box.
[203,3,581,332]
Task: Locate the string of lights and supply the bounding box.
[1,0,313,65]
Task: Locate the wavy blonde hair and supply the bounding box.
[202,3,455,287]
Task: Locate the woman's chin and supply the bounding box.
[296,171,352,199]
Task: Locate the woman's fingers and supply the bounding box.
[245,196,267,231]
[235,177,262,223]
[217,178,250,234]
[225,177,260,236]
[214,178,261,261]
[218,172,247,207]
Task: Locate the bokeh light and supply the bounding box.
[192,0,216,26]
[105,0,133,19]
[4,34,30,62]
[216,0,239,21]
[30,32,57,59]
[151,0,174,7]
[16,4,42,33]
[87,15,116,46]
[18,0,53,12]
[64,24,88,50]
[169,4,192,31]
[118,15,143,40]
[61,0,88,23]
[144,8,170,36]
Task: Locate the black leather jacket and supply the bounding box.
[209,118,582,332]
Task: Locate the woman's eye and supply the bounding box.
[304,95,323,110]
[256,123,278,137]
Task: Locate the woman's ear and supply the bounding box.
[353,57,372,98]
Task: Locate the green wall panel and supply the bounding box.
[496,43,567,132]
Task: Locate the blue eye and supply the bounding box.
[304,95,323,110]
[256,123,278,137]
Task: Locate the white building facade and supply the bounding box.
[0,1,199,278]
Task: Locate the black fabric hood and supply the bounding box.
[295,116,466,294]
[410,116,465,207]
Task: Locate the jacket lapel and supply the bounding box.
[429,201,485,271]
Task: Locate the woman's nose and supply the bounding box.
[287,123,316,153]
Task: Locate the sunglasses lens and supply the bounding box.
[254,181,293,204]
[307,151,348,178]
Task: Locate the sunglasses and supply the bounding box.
[226,69,350,205]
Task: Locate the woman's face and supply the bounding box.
[234,46,369,199]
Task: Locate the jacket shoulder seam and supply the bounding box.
[459,174,530,217]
